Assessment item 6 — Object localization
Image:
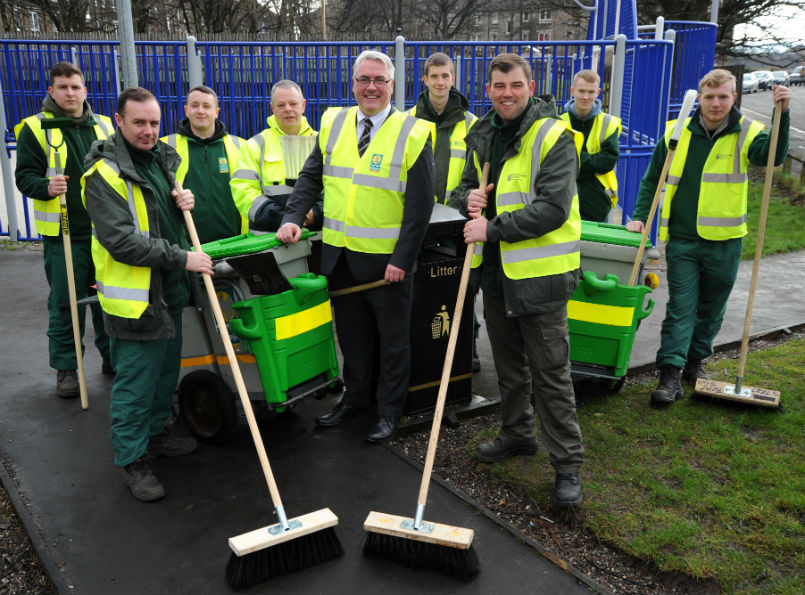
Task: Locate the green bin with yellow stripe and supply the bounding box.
[568,271,654,378]
[228,273,340,407]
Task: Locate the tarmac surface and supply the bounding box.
[1,246,804,595]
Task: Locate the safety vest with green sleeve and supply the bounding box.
[472,118,583,278]
[161,132,248,233]
[14,111,113,236]
[561,111,621,208]
[80,159,151,319]
[230,115,317,223]
[661,115,764,241]
[318,106,431,254]
[408,106,477,202]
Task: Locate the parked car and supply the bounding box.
[771,70,790,86]
[789,66,804,86]
[741,72,759,94]
[753,70,774,90]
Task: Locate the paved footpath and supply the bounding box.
[0,249,594,595]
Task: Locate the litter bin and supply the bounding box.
[406,204,473,414]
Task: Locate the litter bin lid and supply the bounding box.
[199,230,316,260]
[581,221,652,249]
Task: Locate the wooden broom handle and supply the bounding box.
[627,148,675,286]
[417,162,489,508]
[55,152,89,409]
[736,101,782,381]
[328,279,388,298]
[179,185,284,510]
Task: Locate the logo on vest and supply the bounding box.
[714,153,734,160]
[369,153,383,172]
[507,173,527,182]
[431,305,450,339]
[218,157,229,173]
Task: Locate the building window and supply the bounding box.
[30,11,40,32]
[474,14,482,26]
[538,31,551,41]
[521,31,529,40]
[522,12,530,23]
[491,12,498,25]
[539,9,552,23]
[490,32,498,41]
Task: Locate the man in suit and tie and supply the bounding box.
[276,50,434,443]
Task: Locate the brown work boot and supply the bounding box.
[650,365,682,405]
[56,369,79,398]
[682,358,711,385]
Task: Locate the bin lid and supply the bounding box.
[199,230,316,260]
[581,221,653,249]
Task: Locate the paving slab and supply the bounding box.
[0,249,596,595]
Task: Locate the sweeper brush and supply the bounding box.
[178,184,342,591]
[362,165,489,582]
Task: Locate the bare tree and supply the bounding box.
[24,0,93,32]
[415,0,486,38]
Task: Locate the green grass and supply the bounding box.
[742,166,805,260]
[469,338,805,595]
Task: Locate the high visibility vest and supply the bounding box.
[318,106,431,254]
[661,115,764,241]
[162,132,248,233]
[473,118,582,278]
[408,106,477,202]
[561,111,621,208]
[230,115,317,222]
[14,111,113,236]
[80,159,151,319]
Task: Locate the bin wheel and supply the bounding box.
[178,371,237,444]
[608,377,626,394]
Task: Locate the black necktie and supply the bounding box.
[357,118,372,157]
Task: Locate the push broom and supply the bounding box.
[177,184,342,590]
[41,117,89,409]
[693,101,783,408]
[362,164,490,581]
[627,89,699,287]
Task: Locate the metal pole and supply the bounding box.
[710,0,719,23]
[394,35,405,109]
[115,0,138,88]
[655,16,664,40]
[609,34,626,118]
[113,49,122,96]
[0,76,19,241]
[663,29,677,125]
[321,0,327,41]
[186,35,203,88]
[455,54,462,93]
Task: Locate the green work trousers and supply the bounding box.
[109,311,183,467]
[43,237,110,370]
[483,293,584,473]
[658,237,742,369]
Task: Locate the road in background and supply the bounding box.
[740,83,804,176]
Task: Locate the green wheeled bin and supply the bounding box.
[228,273,340,409]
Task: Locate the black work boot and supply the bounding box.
[682,358,711,385]
[554,470,583,508]
[122,458,165,502]
[56,369,79,398]
[650,365,682,405]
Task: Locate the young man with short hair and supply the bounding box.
[15,61,115,398]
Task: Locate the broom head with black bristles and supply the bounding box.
[225,508,343,591]
[363,511,479,581]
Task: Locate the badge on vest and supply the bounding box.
[369,153,383,172]
[218,157,229,173]
[507,173,527,182]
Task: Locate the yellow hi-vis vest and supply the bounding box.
[408,106,477,203]
[319,106,431,254]
[161,132,248,233]
[14,111,113,236]
[660,115,764,242]
[561,111,621,208]
[80,159,151,319]
[472,118,583,278]
[230,115,317,223]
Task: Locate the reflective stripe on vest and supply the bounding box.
[660,115,763,241]
[80,158,152,318]
[474,118,582,278]
[15,111,113,236]
[319,106,430,253]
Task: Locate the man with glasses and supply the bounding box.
[276,50,434,444]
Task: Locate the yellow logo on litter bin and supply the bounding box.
[431,305,450,339]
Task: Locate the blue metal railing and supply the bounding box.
[2,36,674,240]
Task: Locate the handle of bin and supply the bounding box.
[289,273,328,304]
[228,304,263,340]
[581,270,618,294]
[636,295,655,321]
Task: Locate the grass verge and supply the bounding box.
[742,166,805,260]
[469,337,805,595]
